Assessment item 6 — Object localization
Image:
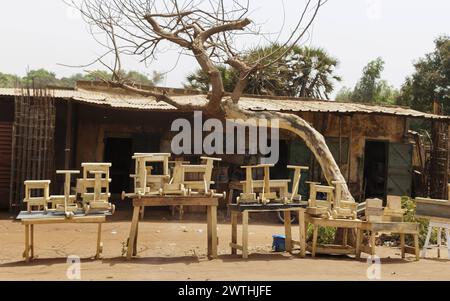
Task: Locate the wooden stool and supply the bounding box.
[287,165,309,202]
[422,220,450,259]
[23,180,51,213]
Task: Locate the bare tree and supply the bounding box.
[68,0,353,201]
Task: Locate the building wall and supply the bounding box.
[73,105,408,201]
[292,112,407,199]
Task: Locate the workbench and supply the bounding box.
[126,196,219,259]
[358,221,420,260]
[16,211,108,262]
[228,203,307,259]
[306,215,362,258]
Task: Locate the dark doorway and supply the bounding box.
[104,138,133,195]
[363,140,388,201]
[273,140,289,179]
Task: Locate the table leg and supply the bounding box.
[242,211,249,259]
[284,211,292,253]
[227,189,234,217]
[445,228,450,259]
[400,233,405,259]
[96,223,103,259]
[298,210,306,258]
[231,211,238,255]
[24,224,30,262]
[30,224,34,259]
[140,207,146,220]
[414,234,420,261]
[133,222,139,257]
[127,206,141,259]
[437,228,442,258]
[421,225,432,258]
[343,228,348,247]
[207,205,218,259]
[370,231,376,256]
[312,224,318,258]
[355,228,361,259]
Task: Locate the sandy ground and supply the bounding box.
[0,209,449,281]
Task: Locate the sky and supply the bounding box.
[0,0,449,97]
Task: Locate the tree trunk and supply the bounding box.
[221,99,354,202]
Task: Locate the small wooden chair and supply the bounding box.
[286,165,309,203]
[182,157,223,197]
[331,180,357,219]
[83,170,115,214]
[306,182,333,218]
[162,160,188,196]
[50,170,80,218]
[23,180,51,213]
[237,165,259,204]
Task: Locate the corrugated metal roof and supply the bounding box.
[0,87,448,120]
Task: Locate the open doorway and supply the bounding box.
[104,138,133,195]
[363,140,388,202]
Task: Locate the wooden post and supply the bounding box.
[127,206,141,259]
[370,231,376,256]
[400,233,405,258]
[207,205,218,259]
[312,224,319,257]
[30,224,34,259]
[96,223,102,259]
[284,211,292,253]
[231,211,238,255]
[347,115,353,184]
[64,100,72,170]
[242,211,249,259]
[414,234,420,261]
[355,228,361,259]
[24,224,30,262]
[298,209,306,258]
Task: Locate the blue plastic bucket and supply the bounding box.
[272,234,286,252]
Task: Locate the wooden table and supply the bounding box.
[306,215,362,258]
[17,211,106,262]
[228,203,307,259]
[358,221,420,260]
[126,196,219,260]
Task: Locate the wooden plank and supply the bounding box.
[96,223,102,259]
[314,245,356,255]
[133,197,219,207]
[21,216,106,225]
[361,221,419,233]
[308,216,362,229]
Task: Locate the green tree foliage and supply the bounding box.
[0,69,163,88]
[397,36,450,114]
[184,45,341,99]
[336,57,398,104]
[0,72,21,88]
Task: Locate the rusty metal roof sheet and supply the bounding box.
[0,87,448,120]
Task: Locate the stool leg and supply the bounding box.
[437,228,442,258]
[400,233,405,259]
[422,225,432,258]
[284,211,292,253]
[312,225,319,257]
[370,231,376,256]
[445,228,450,259]
[231,212,238,255]
[414,234,420,261]
[355,228,361,259]
[242,211,249,259]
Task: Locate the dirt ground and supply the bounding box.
[0,209,449,281]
